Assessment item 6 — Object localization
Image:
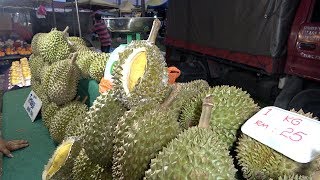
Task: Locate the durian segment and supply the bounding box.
[113,85,185,180]
[112,40,170,109]
[31,33,45,56]
[41,102,59,129]
[38,28,71,64]
[236,109,319,179]
[29,55,44,82]
[76,50,100,78]
[49,101,88,144]
[144,126,237,179]
[43,53,80,105]
[82,91,126,168]
[180,85,259,147]
[89,52,109,82]
[72,149,112,180]
[42,137,82,180]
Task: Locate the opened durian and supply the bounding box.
[38,27,71,64]
[112,19,170,108]
[82,90,126,168]
[113,84,186,180]
[49,100,88,144]
[42,137,82,180]
[236,109,318,179]
[42,53,80,105]
[31,33,45,56]
[89,53,109,82]
[144,95,237,179]
[180,85,259,147]
[72,149,112,180]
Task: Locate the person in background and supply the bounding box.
[91,13,112,53]
[0,138,28,158]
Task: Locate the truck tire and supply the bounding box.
[288,89,320,118]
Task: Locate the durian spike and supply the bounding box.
[161,84,182,108]
[81,96,88,104]
[63,26,69,34]
[70,52,78,64]
[147,18,161,44]
[198,94,214,129]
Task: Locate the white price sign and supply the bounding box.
[241,106,320,163]
[23,90,42,122]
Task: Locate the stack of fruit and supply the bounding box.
[9,61,23,87]
[17,47,32,55]
[26,22,319,180]
[5,47,18,56]
[20,58,31,85]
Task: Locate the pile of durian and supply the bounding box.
[30,21,319,180]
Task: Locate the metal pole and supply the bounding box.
[74,0,82,37]
[52,0,56,28]
[141,0,145,17]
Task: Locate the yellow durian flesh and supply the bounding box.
[122,47,147,95]
[42,140,73,180]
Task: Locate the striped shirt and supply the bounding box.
[92,20,112,46]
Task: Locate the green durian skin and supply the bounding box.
[112,40,171,109]
[41,102,59,129]
[76,50,99,78]
[144,127,237,179]
[44,138,82,180]
[31,33,45,56]
[43,57,80,106]
[89,53,109,82]
[39,29,71,64]
[180,85,259,147]
[68,36,90,52]
[72,149,112,180]
[64,105,88,139]
[112,99,181,180]
[82,91,127,168]
[275,174,312,180]
[49,101,88,144]
[29,54,44,82]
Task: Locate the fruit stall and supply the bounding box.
[1,1,320,180]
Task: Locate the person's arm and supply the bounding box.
[0,139,29,158]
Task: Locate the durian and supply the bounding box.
[112,84,183,180]
[41,102,59,129]
[29,54,44,82]
[49,100,88,144]
[68,36,90,52]
[82,91,126,168]
[31,33,45,56]
[76,50,100,78]
[72,149,112,180]
[180,85,259,147]
[89,53,109,82]
[144,95,237,179]
[42,137,82,180]
[112,19,170,108]
[42,53,80,106]
[39,27,71,64]
[272,174,312,180]
[236,109,318,179]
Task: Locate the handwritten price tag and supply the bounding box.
[241,106,320,163]
[23,90,42,122]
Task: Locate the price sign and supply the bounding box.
[23,90,42,122]
[241,106,320,163]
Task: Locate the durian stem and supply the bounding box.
[70,53,78,64]
[161,84,182,108]
[81,96,88,104]
[63,26,69,35]
[198,95,214,129]
[147,19,161,44]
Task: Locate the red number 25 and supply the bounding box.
[280,128,307,142]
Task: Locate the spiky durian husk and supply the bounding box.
[40,62,50,83]
[39,28,71,64]
[68,36,90,52]
[112,95,182,180]
[273,174,312,180]
[64,105,88,139]
[144,126,237,179]
[29,54,45,82]
[82,91,126,168]
[41,102,59,129]
[236,109,318,179]
[31,33,45,56]
[43,137,82,180]
[180,85,259,147]
[49,101,88,144]
[76,50,99,78]
[72,149,112,180]
[112,40,170,109]
[42,57,80,106]
[89,53,109,82]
